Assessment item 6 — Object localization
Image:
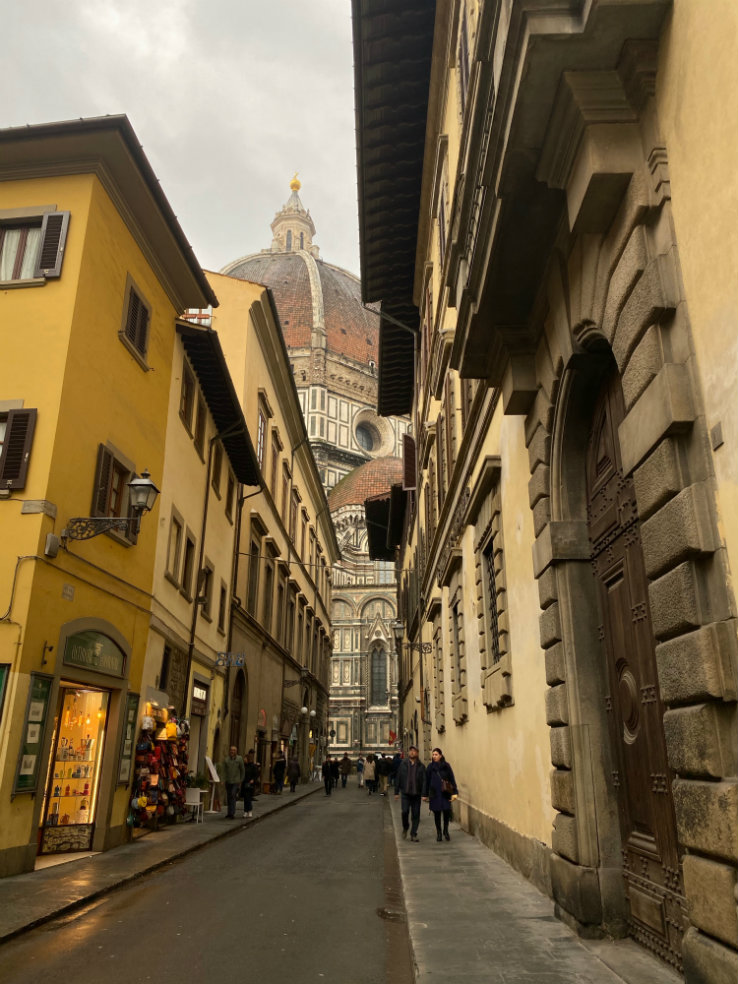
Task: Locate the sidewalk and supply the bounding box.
[0,783,319,944]
[387,798,681,984]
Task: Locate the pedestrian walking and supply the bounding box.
[395,745,426,841]
[356,754,365,787]
[286,755,301,792]
[219,745,245,819]
[322,755,333,796]
[377,753,389,795]
[338,753,352,788]
[272,751,286,794]
[241,748,260,818]
[330,756,340,789]
[424,747,457,841]
[364,754,377,795]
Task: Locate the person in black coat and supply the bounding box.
[423,747,457,841]
[394,746,427,841]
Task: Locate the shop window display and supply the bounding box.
[129,704,189,830]
[40,687,109,854]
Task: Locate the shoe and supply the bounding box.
[410,835,419,842]
[437,833,443,842]
[402,828,408,839]
[247,812,253,818]
[243,812,248,818]
[444,831,450,841]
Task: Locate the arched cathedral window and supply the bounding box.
[286,230,293,250]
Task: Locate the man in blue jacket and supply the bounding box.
[394,746,426,841]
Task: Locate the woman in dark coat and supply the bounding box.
[423,747,457,842]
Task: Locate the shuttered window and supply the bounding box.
[90,443,138,543]
[0,409,37,490]
[0,211,69,282]
[120,276,150,361]
[402,433,417,491]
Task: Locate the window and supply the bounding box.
[300,232,304,249]
[225,471,236,520]
[289,490,299,539]
[166,512,184,583]
[218,581,228,634]
[261,558,274,632]
[246,538,260,614]
[270,433,281,495]
[211,441,223,496]
[0,408,37,491]
[0,211,69,282]
[470,457,512,710]
[199,563,214,620]
[286,230,293,250]
[370,647,387,705]
[256,409,266,470]
[181,533,197,599]
[90,443,138,543]
[438,189,447,267]
[194,395,206,456]
[120,275,150,361]
[281,465,291,523]
[180,362,196,431]
[457,6,470,116]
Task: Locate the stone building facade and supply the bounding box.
[353,1,737,980]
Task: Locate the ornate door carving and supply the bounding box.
[586,370,687,971]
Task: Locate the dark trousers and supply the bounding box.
[400,793,422,835]
[341,774,348,788]
[241,781,254,813]
[323,775,332,795]
[433,809,452,834]
[225,782,239,817]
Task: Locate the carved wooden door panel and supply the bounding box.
[586,370,687,971]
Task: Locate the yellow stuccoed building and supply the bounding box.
[0,118,217,874]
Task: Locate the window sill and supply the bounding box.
[118,331,150,371]
[164,571,181,590]
[179,588,194,603]
[1,277,46,289]
[201,611,213,624]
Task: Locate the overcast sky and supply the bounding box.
[5,0,361,276]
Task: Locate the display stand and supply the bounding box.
[130,708,189,830]
[204,756,220,814]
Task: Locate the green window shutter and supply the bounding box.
[91,444,114,516]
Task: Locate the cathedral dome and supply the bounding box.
[221,179,378,370]
[221,251,378,368]
[328,456,403,511]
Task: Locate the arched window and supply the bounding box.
[300,232,305,249]
[370,646,387,705]
[286,230,293,250]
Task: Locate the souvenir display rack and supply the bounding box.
[129,704,189,829]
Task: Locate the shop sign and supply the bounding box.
[191,682,209,716]
[63,631,125,677]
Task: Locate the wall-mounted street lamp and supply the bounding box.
[62,470,160,541]
[391,619,431,654]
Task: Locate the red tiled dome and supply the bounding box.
[328,456,403,511]
[222,252,378,367]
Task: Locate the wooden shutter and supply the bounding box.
[34,212,70,278]
[124,287,150,355]
[402,433,417,490]
[0,409,37,490]
[91,444,114,516]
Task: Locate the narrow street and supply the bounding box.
[0,789,412,984]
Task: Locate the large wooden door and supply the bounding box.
[586,369,687,971]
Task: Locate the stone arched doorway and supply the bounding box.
[584,359,686,962]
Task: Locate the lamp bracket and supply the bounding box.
[62,516,134,541]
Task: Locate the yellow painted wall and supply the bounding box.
[657,0,738,586]
[1,171,182,868]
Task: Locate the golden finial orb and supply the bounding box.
[290,172,301,191]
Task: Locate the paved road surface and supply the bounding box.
[0,787,412,984]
